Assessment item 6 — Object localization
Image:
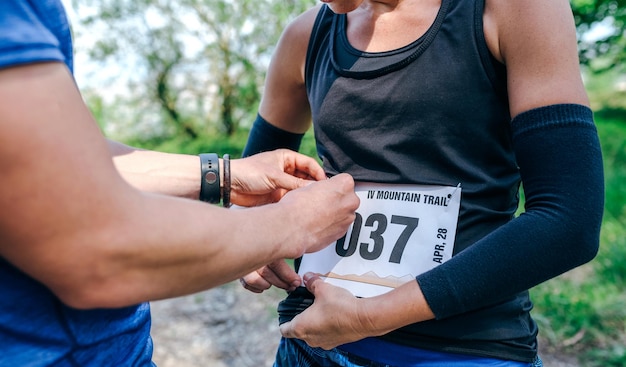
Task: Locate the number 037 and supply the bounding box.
[335,212,419,264]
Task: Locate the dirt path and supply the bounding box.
[150,282,582,367]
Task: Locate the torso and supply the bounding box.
[278,0,538,361]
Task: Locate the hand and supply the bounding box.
[279,274,436,350]
[279,273,373,350]
[240,260,301,293]
[229,149,327,207]
[239,173,358,292]
[278,173,359,256]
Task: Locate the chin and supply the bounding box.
[322,0,363,14]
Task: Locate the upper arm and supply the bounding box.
[484,0,589,117]
[258,5,322,133]
[0,62,132,287]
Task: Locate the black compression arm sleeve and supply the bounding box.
[242,114,305,157]
[417,104,604,319]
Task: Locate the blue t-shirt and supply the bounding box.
[0,1,153,366]
[0,0,73,71]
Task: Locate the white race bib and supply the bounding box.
[298,182,461,297]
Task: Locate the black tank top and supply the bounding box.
[279,0,537,362]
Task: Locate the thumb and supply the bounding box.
[273,173,313,192]
[303,272,324,295]
[279,320,295,339]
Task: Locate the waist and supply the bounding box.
[277,287,537,362]
[339,337,531,366]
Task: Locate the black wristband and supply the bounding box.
[223,154,231,208]
[199,153,221,204]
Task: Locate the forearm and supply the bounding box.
[5,165,353,310]
[417,104,604,319]
[108,140,200,199]
[51,192,297,309]
[7,178,305,309]
[359,280,435,336]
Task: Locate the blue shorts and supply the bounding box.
[273,338,543,367]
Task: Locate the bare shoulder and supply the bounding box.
[259,5,323,132]
[484,0,578,63]
[266,4,324,84]
[484,0,588,116]
[277,5,323,53]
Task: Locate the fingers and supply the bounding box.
[266,260,302,290]
[296,174,359,254]
[269,173,311,193]
[289,153,326,181]
[228,150,325,206]
[329,172,357,189]
[239,261,302,293]
[270,149,326,181]
[240,272,271,293]
[270,150,329,191]
[313,173,357,197]
[279,273,361,350]
[277,274,336,349]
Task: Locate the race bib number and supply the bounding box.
[298,182,461,297]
